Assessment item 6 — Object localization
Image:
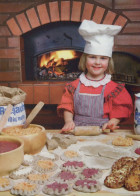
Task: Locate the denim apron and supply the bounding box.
[74,81,109,126]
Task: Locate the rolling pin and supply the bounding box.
[68,126,110,136]
[126,134,140,141]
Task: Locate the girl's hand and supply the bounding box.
[61,121,75,133]
[102,118,120,132]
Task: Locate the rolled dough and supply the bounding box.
[79,145,113,156]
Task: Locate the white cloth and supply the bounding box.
[79,20,122,57]
[79,72,111,88]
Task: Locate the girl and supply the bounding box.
[57,20,133,132]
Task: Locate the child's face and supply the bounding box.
[86,54,109,78]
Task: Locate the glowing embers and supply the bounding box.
[37,50,82,80]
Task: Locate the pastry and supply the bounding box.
[60,150,81,161]
[61,161,85,172]
[22,154,34,166]
[34,159,58,173]
[42,181,72,195]
[111,157,134,172]
[54,170,77,183]
[0,177,13,191]
[104,157,138,190]
[10,181,39,196]
[112,136,133,146]
[35,151,59,161]
[130,166,140,175]
[27,173,52,185]
[78,168,102,180]
[73,179,101,192]
[9,166,32,179]
[136,157,140,166]
[125,174,140,191]
[104,173,125,188]
[104,156,136,189]
[112,164,133,177]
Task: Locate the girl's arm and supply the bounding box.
[61,110,75,132]
[102,118,120,131]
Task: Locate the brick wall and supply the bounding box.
[0,0,139,82]
[0,0,140,105]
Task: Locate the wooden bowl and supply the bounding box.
[1,124,47,155]
[0,135,24,176]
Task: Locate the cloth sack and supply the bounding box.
[0,86,26,127]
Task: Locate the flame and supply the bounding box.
[40,50,77,68]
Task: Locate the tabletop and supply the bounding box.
[0,128,139,196]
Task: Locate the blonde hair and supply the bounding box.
[78,53,114,74]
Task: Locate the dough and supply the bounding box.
[98,149,129,159]
[46,134,77,150]
[84,156,114,169]
[79,144,113,156]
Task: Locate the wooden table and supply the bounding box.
[0,128,137,196]
[0,191,122,196]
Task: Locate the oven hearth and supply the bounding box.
[35,50,82,81]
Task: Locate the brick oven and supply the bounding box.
[0,0,140,128]
[22,21,83,81]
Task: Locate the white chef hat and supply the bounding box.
[79,20,122,57]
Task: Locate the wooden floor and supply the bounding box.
[25,104,134,130]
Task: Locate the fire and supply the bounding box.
[40,50,77,68]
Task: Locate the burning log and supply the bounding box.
[36,50,82,80]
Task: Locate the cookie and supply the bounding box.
[27,173,53,185]
[136,157,140,166]
[125,173,140,191]
[60,150,81,162]
[42,181,72,195]
[61,161,85,172]
[112,157,134,172]
[35,151,59,161]
[79,168,102,180]
[104,173,125,188]
[10,181,39,196]
[113,162,134,177]
[73,179,101,193]
[54,170,77,183]
[9,166,33,179]
[0,177,13,191]
[129,166,140,175]
[112,136,133,146]
[33,159,58,173]
[22,154,34,166]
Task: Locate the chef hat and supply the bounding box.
[78,20,122,57]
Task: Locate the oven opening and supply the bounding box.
[35,49,82,80]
